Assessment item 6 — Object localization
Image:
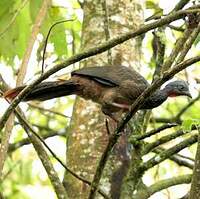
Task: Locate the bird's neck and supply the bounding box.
[141,89,168,109]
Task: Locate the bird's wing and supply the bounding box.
[71,65,149,87]
[72,66,119,86]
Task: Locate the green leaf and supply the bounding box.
[194,34,200,46]
[14,2,31,59]
[182,118,200,131]
[146,0,163,18]
[146,0,157,9]
[146,0,161,11]
[0,0,14,18]
[0,0,31,64]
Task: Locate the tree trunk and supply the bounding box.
[63,0,144,198]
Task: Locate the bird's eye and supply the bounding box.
[178,85,185,90]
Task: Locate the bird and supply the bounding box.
[4,65,191,120]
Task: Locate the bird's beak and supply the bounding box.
[184,91,192,98]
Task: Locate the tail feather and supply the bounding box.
[4,86,25,101]
[4,80,79,101]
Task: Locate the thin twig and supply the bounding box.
[176,19,200,64]
[172,0,190,12]
[150,117,181,124]
[175,93,200,119]
[141,134,198,171]
[17,0,50,85]
[2,161,20,181]
[176,153,194,162]
[105,119,111,136]
[133,174,192,199]
[167,24,185,32]
[161,28,192,72]
[28,103,71,118]
[153,147,194,169]
[41,19,76,73]
[8,129,66,153]
[142,129,190,155]
[132,123,178,141]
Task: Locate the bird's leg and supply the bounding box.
[101,106,119,122]
[108,106,132,136]
[102,107,130,138]
[101,101,132,135]
[101,107,121,136]
[103,111,119,123]
[105,118,112,136]
[108,102,133,134]
[110,102,130,111]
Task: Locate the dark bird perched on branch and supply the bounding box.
[4,65,191,119]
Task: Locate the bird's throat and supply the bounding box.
[141,89,168,109]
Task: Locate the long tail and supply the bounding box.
[4,80,80,101]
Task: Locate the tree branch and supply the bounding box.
[14,109,69,199]
[153,147,194,169]
[28,103,71,118]
[141,134,198,171]
[0,8,199,132]
[142,129,190,155]
[150,93,200,125]
[8,128,66,153]
[167,24,185,32]
[0,0,51,179]
[133,174,192,199]
[131,123,178,141]
[175,93,200,120]
[172,0,191,12]
[152,28,166,82]
[161,27,192,72]
[176,19,200,64]
[17,0,50,85]
[14,109,110,199]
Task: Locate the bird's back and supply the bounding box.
[72,65,149,88]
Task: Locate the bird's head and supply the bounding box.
[163,80,192,98]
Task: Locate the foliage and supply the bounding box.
[0,0,81,64]
[0,0,199,198]
[182,118,200,131]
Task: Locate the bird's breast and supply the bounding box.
[71,75,111,103]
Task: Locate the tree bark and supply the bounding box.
[63,0,144,198]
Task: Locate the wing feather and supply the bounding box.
[72,65,149,88]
